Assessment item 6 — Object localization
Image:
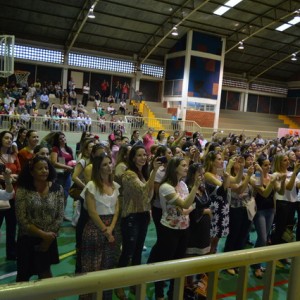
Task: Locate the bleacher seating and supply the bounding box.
[218,110,289,132]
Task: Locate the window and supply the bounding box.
[141,64,164,78]
[69,53,135,73]
[14,45,63,64]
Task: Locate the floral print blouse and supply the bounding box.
[16,182,64,237]
[159,181,190,230]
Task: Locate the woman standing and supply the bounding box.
[50,132,74,219]
[251,155,285,278]
[116,144,160,299]
[155,130,167,146]
[184,163,211,298]
[80,154,120,300]
[151,157,201,300]
[147,145,173,263]
[15,156,64,281]
[18,130,39,169]
[15,127,28,151]
[204,151,236,254]
[75,143,107,274]
[223,155,256,275]
[185,163,211,257]
[271,154,300,247]
[0,130,21,260]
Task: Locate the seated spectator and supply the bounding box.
[107,94,115,103]
[97,104,105,117]
[62,89,69,104]
[32,107,39,122]
[98,116,106,133]
[55,82,63,101]
[17,97,26,112]
[107,103,117,115]
[20,109,32,129]
[85,114,92,132]
[40,92,50,109]
[51,113,61,131]
[43,111,51,129]
[76,113,85,132]
[69,90,77,105]
[119,99,126,115]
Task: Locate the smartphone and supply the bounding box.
[157,156,168,164]
[0,163,6,173]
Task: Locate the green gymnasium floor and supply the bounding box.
[0,199,290,300]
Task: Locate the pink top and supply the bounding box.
[143,134,154,156]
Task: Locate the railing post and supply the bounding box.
[207,271,218,299]
[263,260,276,300]
[236,265,249,299]
[287,256,300,300]
[173,276,185,300]
[135,283,147,299]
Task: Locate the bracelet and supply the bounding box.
[101,227,107,233]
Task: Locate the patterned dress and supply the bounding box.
[15,183,64,281]
[206,182,230,238]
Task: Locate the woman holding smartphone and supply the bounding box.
[204,152,238,254]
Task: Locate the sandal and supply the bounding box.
[225,268,236,276]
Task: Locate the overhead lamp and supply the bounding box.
[289,10,300,25]
[238,41,244,50]
[88,8,95,18]
[172,26,179,36]
[213,0,244,16]
[291,53,298,61]
[276,10,300,31]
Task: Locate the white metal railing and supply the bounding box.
[0,242,299,300]
[1,114,278,140]
[124,116,201,135]
[1,114,132,136]
[1,114,201,136]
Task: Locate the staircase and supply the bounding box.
[143,101,171,120]
[278,115,299,129]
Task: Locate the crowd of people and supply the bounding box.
[0,80,145,134]
[0,117,299,299]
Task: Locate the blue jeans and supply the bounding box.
[252,208,275,269]
[118,212,150,267]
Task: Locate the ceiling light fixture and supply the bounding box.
[172,26,179,36]
[238,41,244,50]
[276,10,300,31]
[213,0,244,16]
[88,8,95,18]
[291,53,298,61]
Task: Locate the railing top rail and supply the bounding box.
[0,242,299,299]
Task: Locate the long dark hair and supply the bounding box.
[186,163,203,189]
[0,130,14,154]
[127,144,149,180]
[17,156,57,190]
[91,154,114,193]
[161,157,184,187]
[116,144,130,166]
[52,132,73,156]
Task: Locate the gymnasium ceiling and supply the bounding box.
[0,0,300,83]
